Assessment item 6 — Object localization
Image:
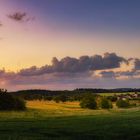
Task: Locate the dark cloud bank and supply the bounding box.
[0,53,140,90]
[19,53,126,76]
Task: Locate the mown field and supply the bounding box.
[0,101,140,140]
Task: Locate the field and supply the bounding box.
[0,101,140,140]
[99,92,135,96]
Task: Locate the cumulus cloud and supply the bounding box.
[19,53,127,76]
[134,59,140,70]
[0,53,140,90]
[7,12,34,22]
[117,70,139,77]
[99,69,140,80]
[100,71,116,78]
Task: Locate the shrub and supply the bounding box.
[44,96,53,101]
[0,93,26,111]
[116,99,130,108]
[53,96,60,103]
[53,94,67,103]
[59,95,67,102]
[14,97,26,110]
[100,97,112,109]
[80,94,97,109]
[107,96,117,102]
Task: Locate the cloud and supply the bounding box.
[19,53,127,76]
[99,69,140,79]
[134,59,140,70]
[4,71,140,91]
[0,52,140,90]
[117,70,139,77]
[7,12,34,22]
[100,71,116,78]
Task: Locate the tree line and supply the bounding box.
[0,88,139,111]
[9,88,140,101]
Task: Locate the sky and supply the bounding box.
[0,0,140,91]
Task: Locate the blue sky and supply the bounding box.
[16,0,140,33]
[6,0,140,34]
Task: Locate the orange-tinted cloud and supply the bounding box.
[18,53,126,76]
[0,53,139,91]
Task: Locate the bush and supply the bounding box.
[44,96,53,101]
[53,96,60,103]
[116,99,130,108]
[107,96,117,102]
[14,97,26,110]
[100,97,112,109]
[0,93,26,111]
[53,94,67,103]
[80,94,97,109]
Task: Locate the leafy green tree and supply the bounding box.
[44,96,53,101]
[116,99,130,108]
[107,96,117,102]
[100,97,112,109]
[59,94,67,102]
[0,91,26,111]
[53,94,67,103]
[53,96,60,103]
[80,94,97,109]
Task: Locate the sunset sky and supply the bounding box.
[0,0,140,91]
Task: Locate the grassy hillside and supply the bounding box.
[0,101,140,140]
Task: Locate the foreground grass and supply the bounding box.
[0,101,140,140]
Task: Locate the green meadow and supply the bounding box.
[0,101,140,140]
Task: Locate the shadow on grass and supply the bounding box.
[0,113,140,140]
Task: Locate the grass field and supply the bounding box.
[0,101,140,140]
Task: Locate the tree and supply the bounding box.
[80,94,97,109]
[0,89,26,111]
[107,96,117,102]
[116,99,130,108]
[53,94,67,103]
[100,97,112,109]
